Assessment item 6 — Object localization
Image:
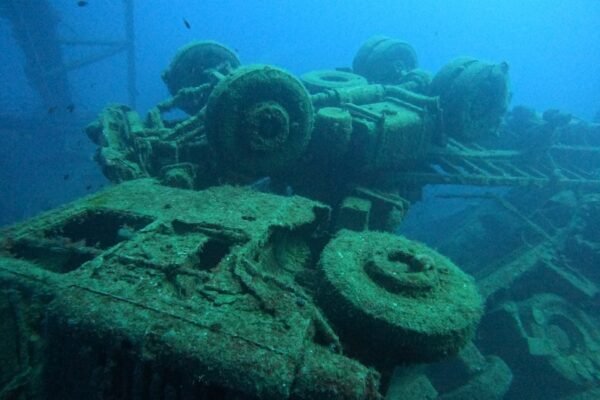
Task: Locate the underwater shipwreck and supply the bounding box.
[1,37,600,399]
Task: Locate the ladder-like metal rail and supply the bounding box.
[396,138,600,189]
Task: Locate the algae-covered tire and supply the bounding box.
[205,65,314,176]
[162,41,240,96]
[430,57,510,141]
[353,36,418,84]
[482,294,600,392]
[318,230,482,365]
[300,70,367,93]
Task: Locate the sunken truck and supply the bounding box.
[3,36,563,399]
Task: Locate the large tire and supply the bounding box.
[162,41,240,96]
[301,70,367,93]
[205,65,314,176]
[318,230,482,366]
[430,57,510,141]
[353,36,418,84]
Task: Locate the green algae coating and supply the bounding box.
[430,57,510,141]
[205,65,314,176]
[0,180,387,399]
[300,70,368,92]
[161,41,240,96]
[318,230,483,365]
[353,36,418,84]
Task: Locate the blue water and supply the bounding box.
[3,1,600,120]
[1,2,600,398]
[2,1,599,225]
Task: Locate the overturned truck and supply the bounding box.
[86,37,510,231]
[6,36,599,399]
[0,179,482,399]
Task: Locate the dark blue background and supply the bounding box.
[1,0,599,225]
